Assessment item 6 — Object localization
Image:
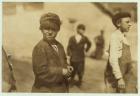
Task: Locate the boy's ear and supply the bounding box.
[41,30,44,33]
[116,19,121,28]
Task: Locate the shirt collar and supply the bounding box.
[43,38,58,45]
[116,29,126,38]
[76,33,81,37]
[116,29,130,45]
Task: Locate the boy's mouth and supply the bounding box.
[47,36,53,38]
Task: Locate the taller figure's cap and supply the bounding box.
[112,12,131,28]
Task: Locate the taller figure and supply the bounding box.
[67,24,91,87]
[32,12,72,93]
[104,12,137,93]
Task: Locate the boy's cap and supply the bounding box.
[40,12,61,31]
[112,12,131,27]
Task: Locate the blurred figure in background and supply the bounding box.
[2,47,17,92]
[90,30,105,59]
[67,24,91,87]
[32,12,73,93]
[104,12,137,93]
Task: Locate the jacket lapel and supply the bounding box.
[44,40,60,60]
[49,43,60,58]
[74,35,84,44]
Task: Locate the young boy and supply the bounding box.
[67,24,91,87]
[32,12,73,93]
[104,12,137,93]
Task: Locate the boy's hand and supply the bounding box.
[62,68,71,77]
[118,78,125,89]
[67,66,73,73]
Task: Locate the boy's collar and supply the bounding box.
[76,33,81,36]
[117,29,126,37]
[43,38,58,45]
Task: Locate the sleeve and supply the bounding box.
[85,37,92,52]
[63,50,69,66]
[32,46,63,83]
[67,37,72,56]
[109,34,122,79]
[61,44,69,67]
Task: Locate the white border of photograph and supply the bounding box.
[0,0,139,96]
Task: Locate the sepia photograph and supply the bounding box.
[2,2,138,93]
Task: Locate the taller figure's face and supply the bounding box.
[77,29,85,36]
[42,28,58,41]
[118,17,132,32]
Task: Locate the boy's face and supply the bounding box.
[77,29,85,35]
[42,28,58,41]
[118,17,132,32]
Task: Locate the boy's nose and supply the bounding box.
[129,22,132,26]
[48,30,53,34]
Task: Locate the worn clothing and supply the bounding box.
[32,82,67,93]
[109,30,129,79]
[67,35,91,84]
[105,30,137,93]
[70,61,85,81]
[32,39,68,93]
[67,35,91,62]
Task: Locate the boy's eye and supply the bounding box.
[44,27,50,30]
[44,27,57,31]
[126,20,131,24]
[126,21,129,23]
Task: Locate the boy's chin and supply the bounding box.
[122,29,129,32]
[46,38,55,41]
[125,29,130,32]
